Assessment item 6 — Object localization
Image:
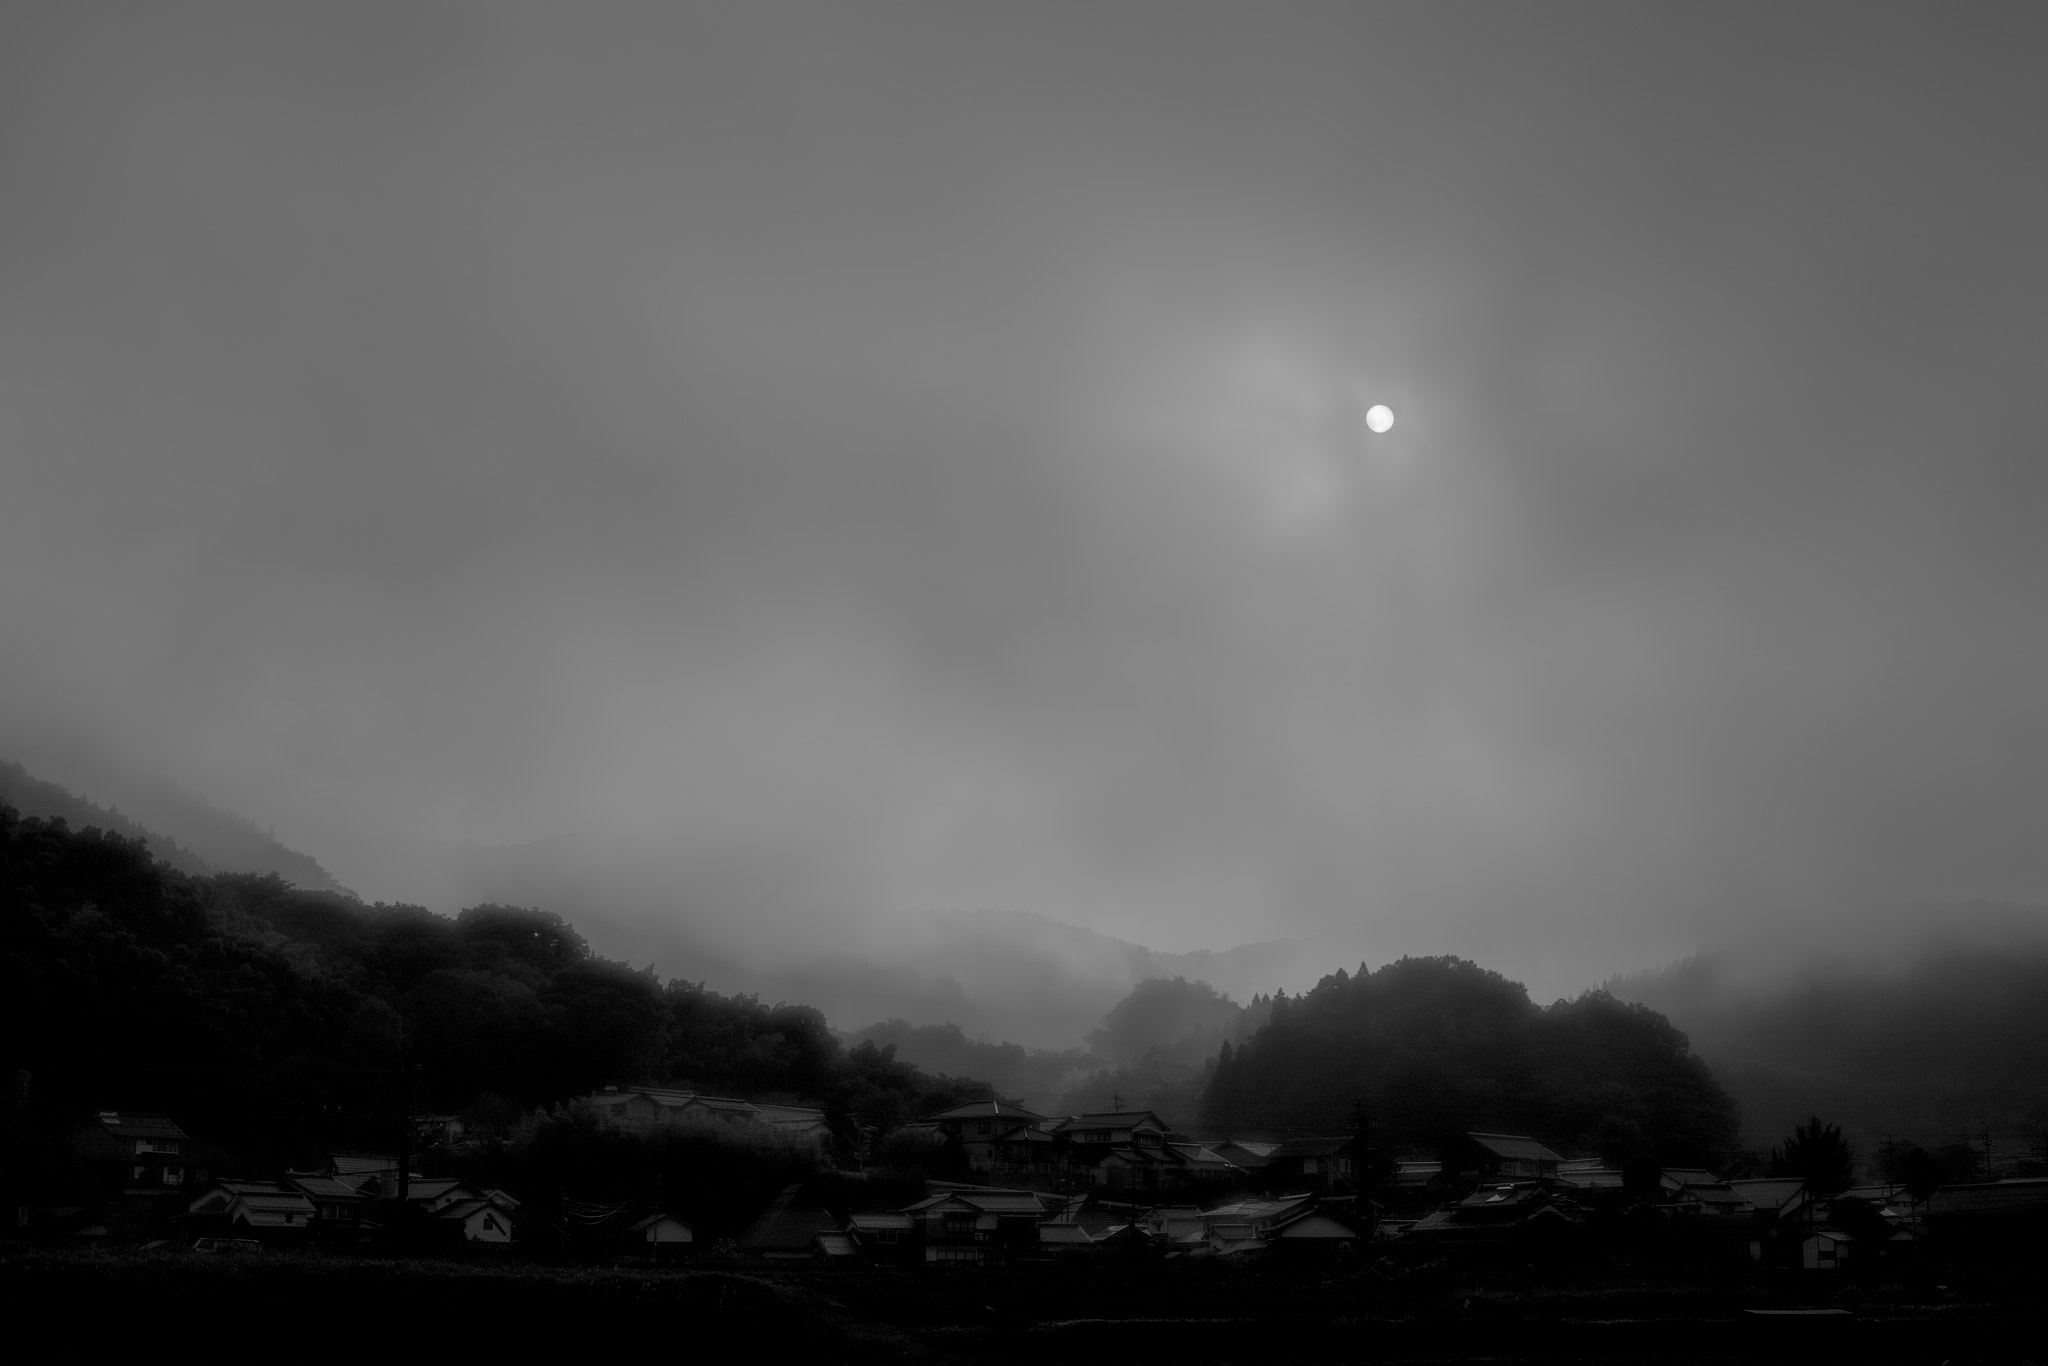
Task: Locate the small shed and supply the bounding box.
[1800,1228,1853,1270]
[631,1212,694,1262]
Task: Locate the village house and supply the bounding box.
[1212,1139,1277,1172]
[1051,1109,1173,1149]
[70,1112,190,1197]
[1402,1181,1585,1258]
[989,1122,1060,1181]
[924,1100,1048,1173]
[1263,1136,1361,1189]
[410,1114,468,1148]
[739,1183,844,1263]
[1196,1192,1368,1258]
[1440,1132,1564,1185]
[629,1211,695,1263]
[902,1187,1049,1266]
[1919,1177,2048,1263]
[187,1180,318,1244]
[284,1172,371,1244]
[847,1211,918,1267]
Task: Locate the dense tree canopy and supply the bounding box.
[0,807,992,1168]
[1086,976,1245,1066]
[1774,1115,1856,1195]
[1203,956,1739,1163]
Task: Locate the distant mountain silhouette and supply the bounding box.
[368,820,1347,1049]
[0,758,351,894]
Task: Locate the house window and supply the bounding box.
[874,1229,899,1244]
[943,1212,975,1234]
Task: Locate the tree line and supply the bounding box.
[0,806,994,1173]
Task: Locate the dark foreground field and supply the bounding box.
[5,1250,2041,1362]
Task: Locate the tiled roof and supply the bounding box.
[94,1113,188,1141]
[329,1153,403,1176]
[848,1212,914,1231]
[1056,1111,1168,1132]
[814,1232,858,1257]
[997,1125,1054,1143]
[1170,1144,1237,1169]
[1466,1133,1562,1163]
[237,1192,317,1213]
[1727,1178,1809,1212]
[1219,1140,1277,1158]
[905,1190,1047,1216]
[925,1100,1046,1123]
[286,1175,364,1201]
[1040,1223,1093,1244]
[1923,1179,2048,1218]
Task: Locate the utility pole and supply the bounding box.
[396,1062,417,1210]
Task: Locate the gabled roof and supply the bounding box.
[1727,1178,1809,1214]
[407,1178,472,1202]
[1056,1111,1169,1132]
[1039,1223,1093,1245]
[1201,1194,1318,1228]
[286,1175,365,1202]
[92,1112,188,1141]
[1923,1179,2048,1218]
[238,1192,317,1214]
[903,1190,1047,1217]
[996,1125,1054,1143]
[1660,1167,1722,1190]
[925,1100,1046,1124]
[1466,1133,1562,1163]
[814,1232,858,1257]
[1169,1144,1239,1170]
[848,1212,914,1231]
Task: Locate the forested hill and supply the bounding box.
[0,758,347,894]
[1204,956,1739,1164]
[0,806,994,1167]
[0,760,213,877]
[1607,939,2048,1147]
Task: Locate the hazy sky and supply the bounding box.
[5,2,2047,995]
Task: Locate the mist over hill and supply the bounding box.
[1605,909,2048,1153]
[330,823,1346,1050]
[0,760,212,877]
[0,757,350,895]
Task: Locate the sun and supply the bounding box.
[1365,403,1394,434]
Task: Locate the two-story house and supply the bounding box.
[902,1187,1049,1265]
[71,1112,190,1197]
[924,1100,1048,1173]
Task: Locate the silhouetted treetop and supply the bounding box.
[1204,955,1737,1163]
